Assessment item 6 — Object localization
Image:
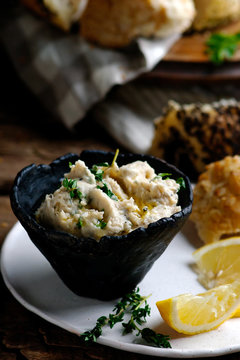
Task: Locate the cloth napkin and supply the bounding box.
[0,3,182,152]
[3,4,238,154]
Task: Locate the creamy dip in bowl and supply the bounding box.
[11,150,192,300]
[36,152,181,240]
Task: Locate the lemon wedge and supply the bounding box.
[156,281,240,334]
[193,237,240,289]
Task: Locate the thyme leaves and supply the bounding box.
[62,178,83,202]
[80,287,171,348]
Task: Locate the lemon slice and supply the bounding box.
[156,281,240,334]
[193,237,240,289]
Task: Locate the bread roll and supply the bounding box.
[80,0,195,47]
[193,0,240,30]
[20,0,88,31]
[149,99,240,180]
[191,155,240,243]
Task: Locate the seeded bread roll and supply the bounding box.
[79,0,195,48]
[193,0,240,31]
[149,99,240,180]
[20,0,88,31]
[191,155,240,243]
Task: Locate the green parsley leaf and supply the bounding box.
[91,165,104,182]
[158,173,172,179]
[96,219,107,229]
[97,183,118,201]
[76,217,83,229]
[152,173,186,190]
[206,33,240,64]
[176,177,186,189]
[63,178,82,202]
[96,162,109,167]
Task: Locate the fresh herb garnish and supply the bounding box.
[154,173,172,180]
[80,287,171,348]
[63,178,77,190]
[176,177,186,189]
[91,165,104,182]
[96,219,107,229]
[97,183,118,201]
[90,162,109,182]
[97,162,109,167]
[152,173,185,190]
[206,33,240,64]
[77,217,83,229]
[63,178,83,202]
[90,149,118,182]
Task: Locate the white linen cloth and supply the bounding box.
[0,3,181,152]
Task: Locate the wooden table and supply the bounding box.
[1,44,240,360]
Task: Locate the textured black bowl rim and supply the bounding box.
[10,150,193,251]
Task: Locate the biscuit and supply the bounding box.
[191,155,240,243]
[193,0,240,31]
[80,0,195,47]
[20,0,88,31]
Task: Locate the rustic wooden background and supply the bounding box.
[1,40,240,360]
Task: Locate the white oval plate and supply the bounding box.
[1,222,240,358]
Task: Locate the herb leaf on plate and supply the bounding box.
[80,287,171,348]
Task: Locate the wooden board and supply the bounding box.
[163,20,240,63]
[143,20,240,82]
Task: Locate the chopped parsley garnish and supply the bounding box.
[90,162,109,182]
[77,217,83,229]
[80,287,171,348]
[62,178,83,202]
[91,165,105,182]
[176,177,186,189]
[97,183,118,201]
[96,219,107,229]
[206,32,240,64]
[152,173,186,191]
[63,178,77,190]
[154,173,172,180]
[96,162,109,167]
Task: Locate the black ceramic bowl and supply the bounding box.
[10,150,193,300]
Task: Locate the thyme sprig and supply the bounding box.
[80,288,171,348]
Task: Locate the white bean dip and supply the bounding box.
[36,157,181,240]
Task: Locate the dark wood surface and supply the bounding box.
[163,20,240,63]
[1,44,240,360]
[146,20,240,83]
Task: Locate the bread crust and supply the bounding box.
[80,0,195,47]
[191,156,240,244]
[149,99,240,180]
[20,0,88,31]
[193,0,240,31]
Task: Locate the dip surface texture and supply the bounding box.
[36,159,181,240]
